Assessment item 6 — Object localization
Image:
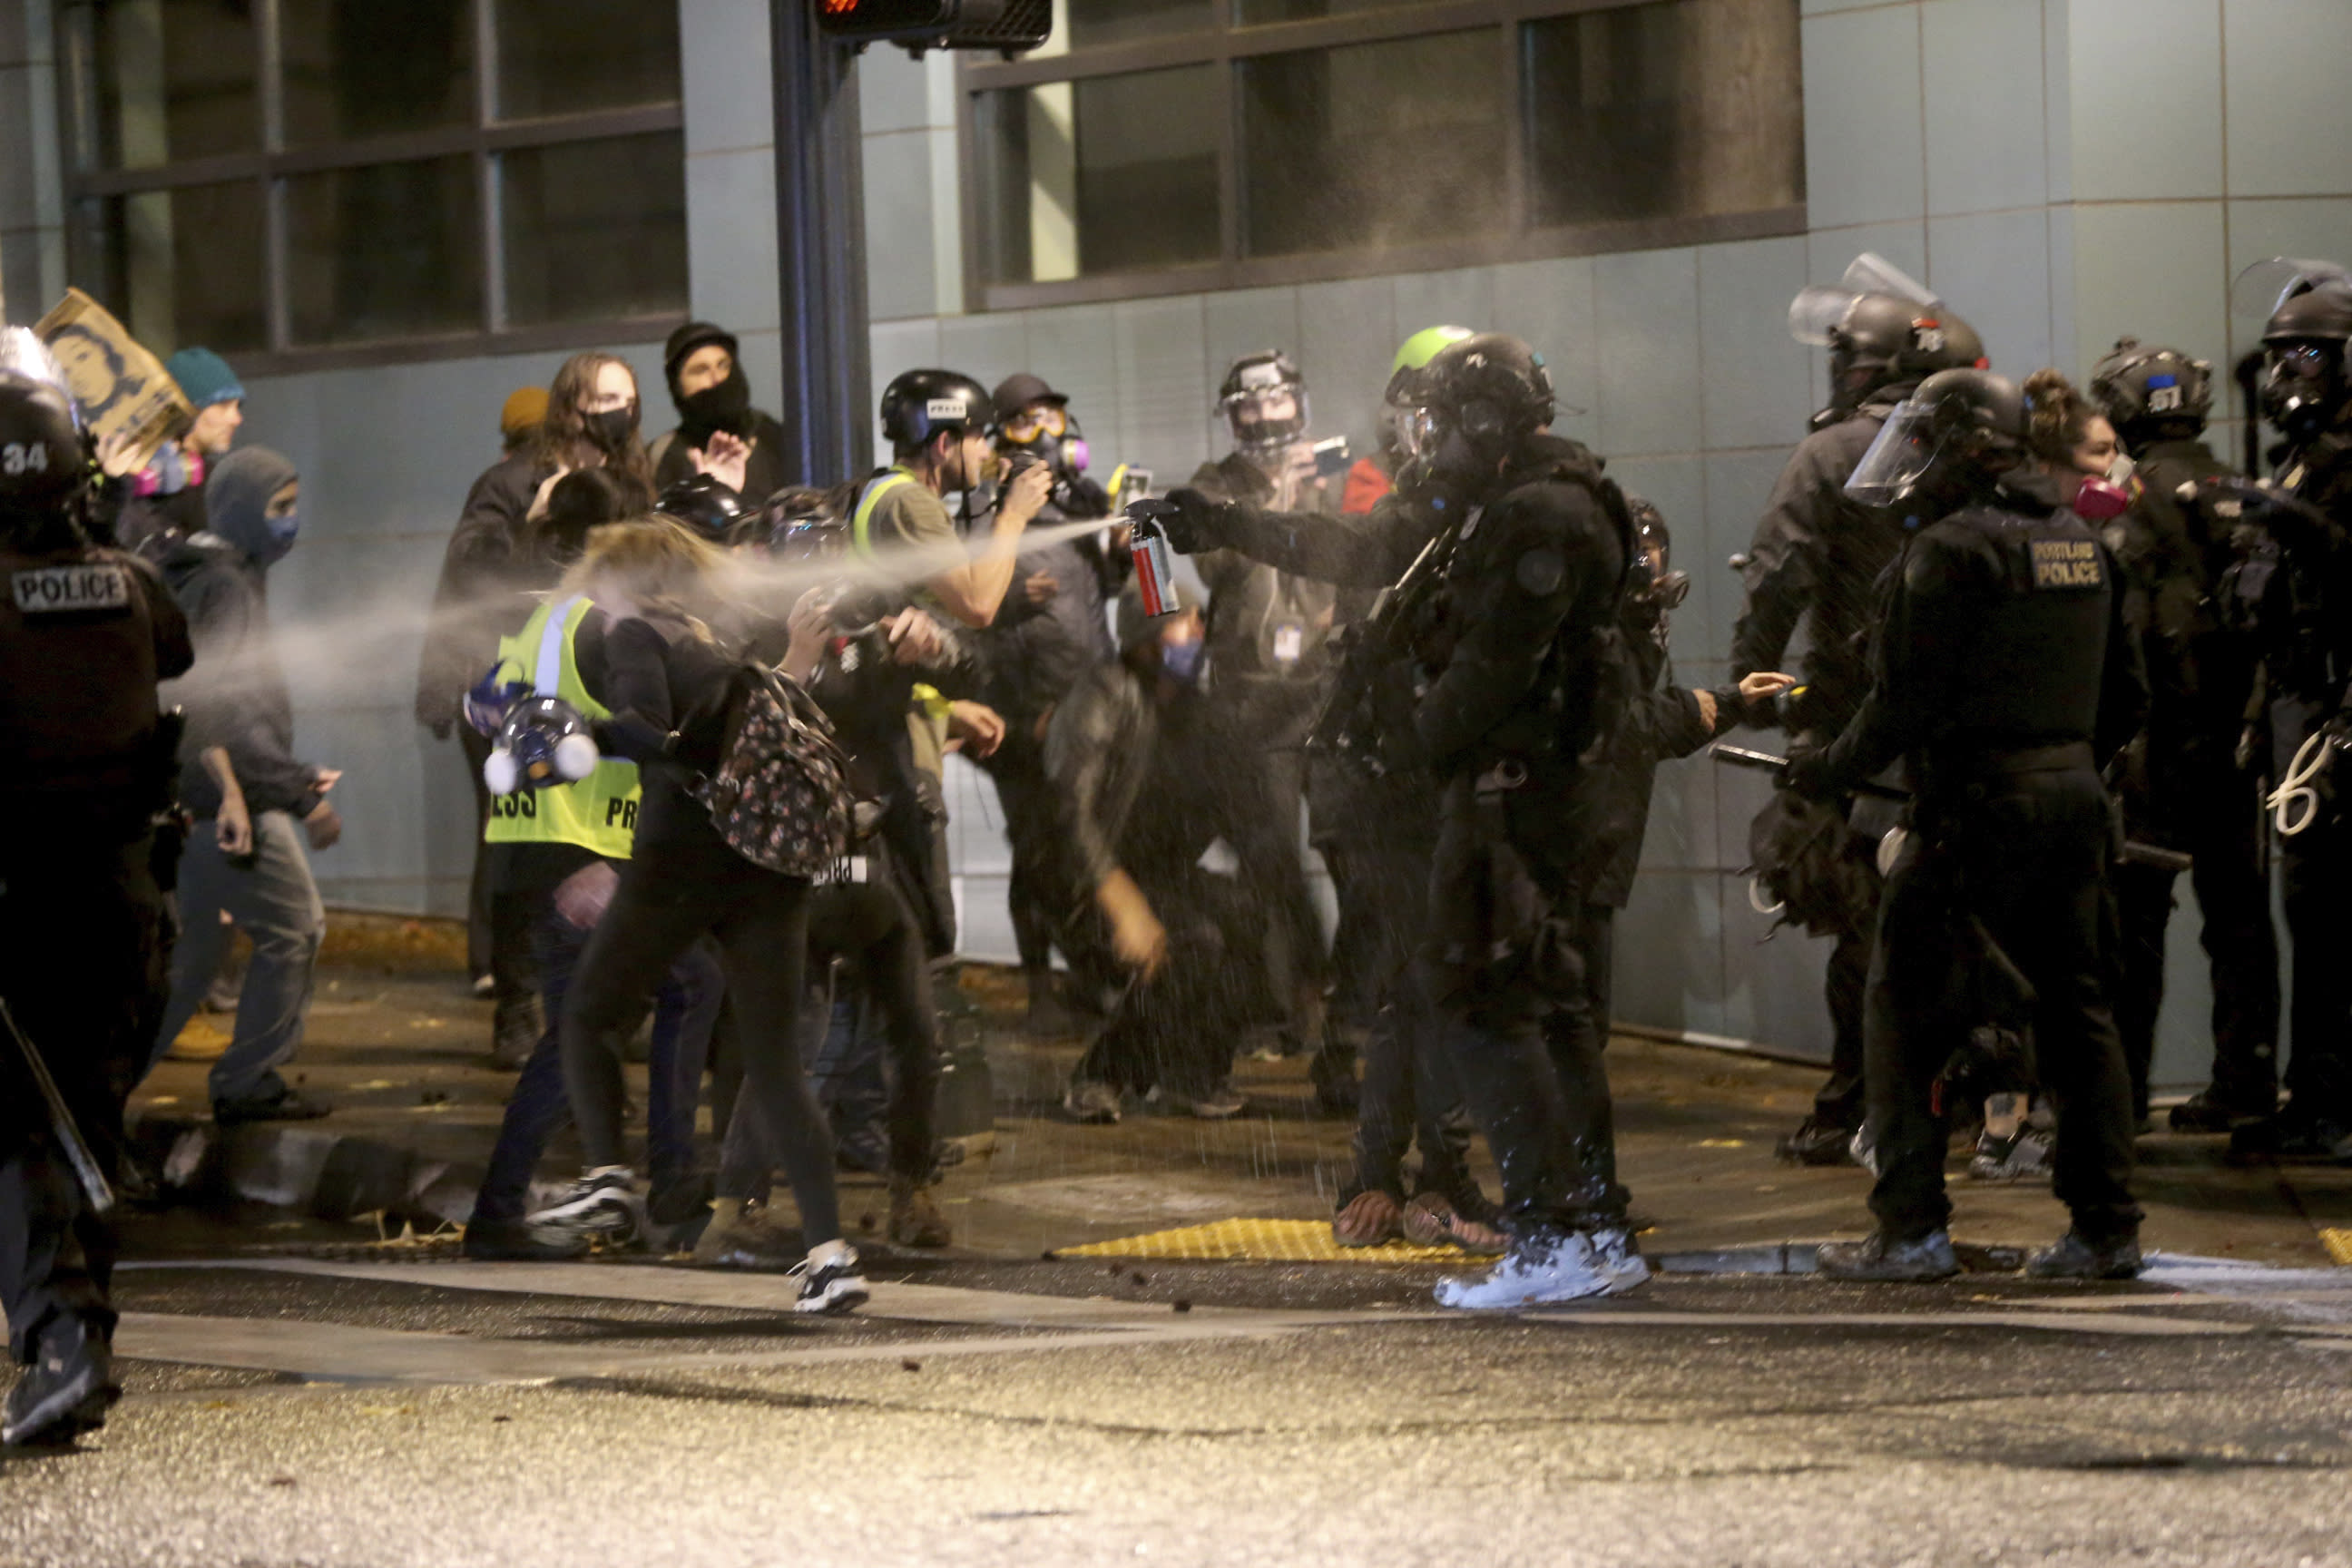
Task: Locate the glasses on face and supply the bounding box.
[2272,343,2335,375]
[1001,406,1067,444]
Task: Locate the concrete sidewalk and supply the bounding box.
[129,915,2352,1269]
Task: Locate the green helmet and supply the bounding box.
[1385,326,1476,405]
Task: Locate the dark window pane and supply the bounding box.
[286,157,481,345]
[1524,0,1803,230]
[1240,32,1504,260]
[495,0,680,120]
[68,181,267,354]
[1065,0,1212,50]
[282,0,474,146]
[1232,0,1406,27]
[501,132,688,326]
[975,64,1220,284]
[75,0,258,171]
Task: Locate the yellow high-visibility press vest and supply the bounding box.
[852,466,950,721]
[481,594,642,859]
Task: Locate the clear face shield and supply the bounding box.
[1788,251,1941,348]
[1221,377,1309,455]
[2233,258,2352,320]
[1842,397,1950,507]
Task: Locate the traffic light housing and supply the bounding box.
[815,0,1051,52]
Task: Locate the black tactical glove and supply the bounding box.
[1781,741,1838,800]
[1161,487,1233,555]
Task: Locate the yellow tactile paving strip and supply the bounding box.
[1054,1217,1492,1264]
[2321,1228,2352,1267]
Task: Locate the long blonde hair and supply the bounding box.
[560,517,728,633]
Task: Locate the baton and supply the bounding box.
[0,996,115,1216]
[1710,744,2194,874]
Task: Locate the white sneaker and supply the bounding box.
[525,1166,646,1249]
[1434,1229,1649,1310]
[789,1243,870,1315]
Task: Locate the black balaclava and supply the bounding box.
[674,363,755,450]
[204,446,301,569]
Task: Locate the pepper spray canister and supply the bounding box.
[1125,499,1182,617]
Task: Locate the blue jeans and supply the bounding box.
[148,809,325,1106]
[473,895,722,1223]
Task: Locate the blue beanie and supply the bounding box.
[166,347,245,409]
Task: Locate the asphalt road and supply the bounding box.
[5,1242,2350,1567]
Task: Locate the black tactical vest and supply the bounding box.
[1931,505,2112,747]
[0,542,164,799]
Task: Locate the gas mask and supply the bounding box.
[483,695,600,796]
[999,404,1091,490]
[2261,340,2346,443]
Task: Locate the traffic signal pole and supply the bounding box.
[770,0,874,485]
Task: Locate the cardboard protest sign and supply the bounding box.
[34,288,192,469]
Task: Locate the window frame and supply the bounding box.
[955,0,1804,313]
[54,0,689,374]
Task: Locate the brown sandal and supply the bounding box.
[1333,1190,1403,1247]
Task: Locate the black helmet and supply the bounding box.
[2236,260,2352,441]
[653,473,752,543]
[1217,350,1309,456]
[1399,332,1555,443]
[2090,337,2213,446]
[879,368,994,449]
[1845,368,2026,512]
[762,485,850,563]
[1791,253,1988,412]
[0,368,83,511]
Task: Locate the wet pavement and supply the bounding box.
[129,917,2352,1268]
[4,1255,2349,1566]
[5,917,2346,1563]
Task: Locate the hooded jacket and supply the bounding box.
[150,446,321,820]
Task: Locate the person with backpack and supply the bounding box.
[458,471,727,1261]
[524,520,867,1315]
[698,494,992,1262]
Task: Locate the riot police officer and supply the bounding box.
[1739,254,1990,1167]
[2219,260,2352,1162]
[0,338,192,1445]
[1789,368,2147,1280]
[2086,339,2279,1132]
[1166,333,1647,1307]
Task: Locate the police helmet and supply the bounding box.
[653,473,752,543]
[0,370,83,512]
[1791,254,1988,407]
[2236,259,2352,440]
[1396,332,1556,456]
[880,368,994,450]
[1845,368,2027,508]
[2089,338,2213,446]
[1218,350,1310,456]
